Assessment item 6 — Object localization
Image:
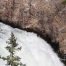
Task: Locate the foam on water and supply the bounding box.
[0,23,64,66]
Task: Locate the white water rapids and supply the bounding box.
[0,23,64,66]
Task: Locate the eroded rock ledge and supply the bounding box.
[0,0,66,53]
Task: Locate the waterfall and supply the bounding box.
[0,22,64,66]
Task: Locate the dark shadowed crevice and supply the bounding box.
[25,28,60,53]
[43,34,59,52]
[0,20,59,53]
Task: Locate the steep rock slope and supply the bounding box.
[0,0,66,53]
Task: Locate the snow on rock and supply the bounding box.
[0,22,64,66]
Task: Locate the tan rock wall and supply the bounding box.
[0,0,66,53]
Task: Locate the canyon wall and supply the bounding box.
[0,0,66,53]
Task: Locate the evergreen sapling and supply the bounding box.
[0,32,26,66]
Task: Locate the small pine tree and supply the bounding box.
[0,32,26,66]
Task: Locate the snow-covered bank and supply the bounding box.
[0,23,64,66]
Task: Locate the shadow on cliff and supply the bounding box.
[0,20,59,53]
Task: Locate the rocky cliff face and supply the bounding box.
[0,0,66,53]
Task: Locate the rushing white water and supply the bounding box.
[0,23,64,66]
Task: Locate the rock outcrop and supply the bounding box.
[0,0,66,53]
